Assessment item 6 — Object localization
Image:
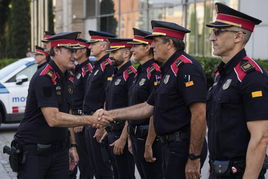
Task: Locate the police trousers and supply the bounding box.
[108,130,135,179]
[209,169,265,179]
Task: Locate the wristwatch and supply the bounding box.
[189,153,201,160]
[70,143,78,148]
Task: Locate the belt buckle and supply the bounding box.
[175,131,182,141]
[134,126,138,135]
[78,110,82,115]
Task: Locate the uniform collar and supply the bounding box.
[94,54,109,67]
[218,48,247,75]
[76,59,90,69]
[48,60,65,79]
[161,50,184,73]
[114,61,132,75]
[137,59,155,72]
[37,62,47,69]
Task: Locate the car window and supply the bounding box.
[7,63,37,83]
[0,60,27,80]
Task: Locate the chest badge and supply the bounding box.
[222,79,232,90]
[115,79,121,86]
[139,78,146,86]
[164,75,170,84]
[68,85,73,94]
[77,73,81,80]
[94,70,99,76]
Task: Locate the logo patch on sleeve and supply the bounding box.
[185,81,194,87]
[251,91,262,98]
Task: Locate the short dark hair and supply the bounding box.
[50,47,62,57]
[142,44,154,56]
[160,36,185,51]
[86,48,91,58]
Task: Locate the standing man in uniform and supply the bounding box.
[42,31,55,53]
[69,38,95,179]
[206,3,268,179]
[103,38,136,179]
[34,45,50,69]
[127,28,164,179]
[14,31,112,179]
[83,31,115,179]
[98,20,208,179]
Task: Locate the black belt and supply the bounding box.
[72,109,82,115]
[105,121,125,133]
[127,125,149,136]
[159,130,189,143]
[22,142,67,153]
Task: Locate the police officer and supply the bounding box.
[83,31,115,179]
[41,31,55,53]
[14,31,112,179]
[98,20,208,179]
[206,3,268,179]
[34,45,50,69]
[69,38,95,179]
[102,38,136,179]
[126,28,164,179]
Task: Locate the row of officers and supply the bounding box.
[8,3,268,179]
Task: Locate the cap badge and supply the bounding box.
[115,79,121,85]
[164,75,170,84]
[222,79,232,90]
[139,78,146,86]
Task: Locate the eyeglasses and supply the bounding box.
[212,28,246,36]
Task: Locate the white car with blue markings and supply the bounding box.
[0,57,37,125]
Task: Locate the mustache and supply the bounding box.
[110,57,116,61]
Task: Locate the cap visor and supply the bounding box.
[41,39,49,42]
[106,48,121,52]
[127,41,144,45]
[206,22,233,28]
[86,39,102,44]
[35,52,44,55]
[144,34,164,39]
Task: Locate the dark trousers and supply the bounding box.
[85,126,113,179]
[108,131,135,179]
[162,139,207,179]
[69,127,95,179]
[130,134,164,179]
[18,147,68,179]
[209,169,265,179]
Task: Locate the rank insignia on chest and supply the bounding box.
[115,79,121,85]
[68,85,73,94]
[139,78,146,86]
[107,77,112,81]
[94,70,99,76]
[56,91,61,95]
[185,81,194,87]
[46,70,54,78]
[164,75,170,84]
[77,73,81,80]
[222,79,232,90]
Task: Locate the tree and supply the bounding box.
[0,0,11,59]
[100,0,117,35]
[48,0,54,33]
[6,0,30,58]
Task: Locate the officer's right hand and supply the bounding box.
[97,109,112,121]
[90,111,113,128]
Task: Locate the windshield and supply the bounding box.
[0,60,28,80]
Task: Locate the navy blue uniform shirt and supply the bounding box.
[207,49,268,161]
[105,61,136,110]
[128,59,161,126]
[83,54,115,113]
[147,51,207,136]
[15,60,74,145]
[72,59,93,111]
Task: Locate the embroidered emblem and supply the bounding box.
[46,70,53,78]
[164,75,170,84]
[175,59,183,67]
[77,73,81,80]
[115,79,121,85]
[185,81,194,87]
[56,91,61,95]
[252,91,262,98]
[241,61,255,72]
[107,77,112,81]
[68,85,73,94]
[222,79,232,90]
[139,78,146,86]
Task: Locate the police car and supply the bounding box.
[0,57,37,125]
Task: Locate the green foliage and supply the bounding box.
[100,0,117,35]
[0,0,11,59]
[0,58,18,69]
[6,0,31,59]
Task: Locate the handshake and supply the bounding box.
[91,109,114,128]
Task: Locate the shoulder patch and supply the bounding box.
[234,56,263,82]
[171,55,193,77]
[147,63,161,79]
[82,63,93,77]
[101,58,112,71]
[40,64,57,85]
[123,66,137,81]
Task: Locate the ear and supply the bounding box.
[101,43,107,51]
[123,49,130,59]
[166,39,174,50]
[53,47,60,55]
[234,32,244,43]
[144,44,151,53]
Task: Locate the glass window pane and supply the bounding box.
[86,0,96,17]
[148,0,183,7]
[100,0,117,15]
[99,15,118,36]
[186,3,195,55]
[120,0,147,12]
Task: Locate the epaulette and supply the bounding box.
[82,63,93,77]
[123,66,137,81]
[234,56,263,82]
[40,64,57,85]
[171,55,193,77]
[100,58,112,71]
[68,70,74,83]
[147,63,161,79]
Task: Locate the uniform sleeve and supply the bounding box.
[241,71,268,122]
[82,70,91,92]
[34,76,58,108]
[126,73,135,91]
[149,71,161,94]
[177,63,207,106]
[146,87,156,106]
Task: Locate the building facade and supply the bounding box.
[52,0,267,59]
